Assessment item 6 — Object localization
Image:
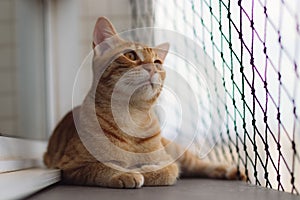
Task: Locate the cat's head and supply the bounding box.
[92,17,169,107]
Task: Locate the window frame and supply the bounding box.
[0,136,61,199]
[0,0,61,199]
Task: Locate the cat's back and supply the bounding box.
[44,107,80,168]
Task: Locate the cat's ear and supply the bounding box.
[154,43,170,61]
[93,17,118,47]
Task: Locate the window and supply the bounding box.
[0,0,134,198]
[0,0,58,198]
[0,0,47,140]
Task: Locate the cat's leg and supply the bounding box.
[161,137,246,180]
[62,162,144,188]
[178,151,246,180]
[141,162,179,186]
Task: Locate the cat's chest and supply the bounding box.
[103,159,173,173]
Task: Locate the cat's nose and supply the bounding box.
[143,64,155,76]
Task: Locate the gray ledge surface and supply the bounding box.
[27,179,299,200]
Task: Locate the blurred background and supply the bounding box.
[0,0,136,140]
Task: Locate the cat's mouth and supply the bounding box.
[150,81,162,91]
[138,79,161,90]
[127,76,163,102]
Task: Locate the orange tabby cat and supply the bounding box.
[44,17,245,188]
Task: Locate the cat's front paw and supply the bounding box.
[143,163,179,186]
[109,172,144,189]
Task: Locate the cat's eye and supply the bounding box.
[154,59,163,70]
[154,60,162,64]
[124,51,138,61]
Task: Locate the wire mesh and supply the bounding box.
[130,0,300,194]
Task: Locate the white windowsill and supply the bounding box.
[0,168,60,200]
[0,136,61,199]
[0,136,46,173]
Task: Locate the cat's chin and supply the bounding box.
[136,84,161,103]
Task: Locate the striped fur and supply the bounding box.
[44,17,245,188]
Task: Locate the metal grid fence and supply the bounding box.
[130,0,300,194]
